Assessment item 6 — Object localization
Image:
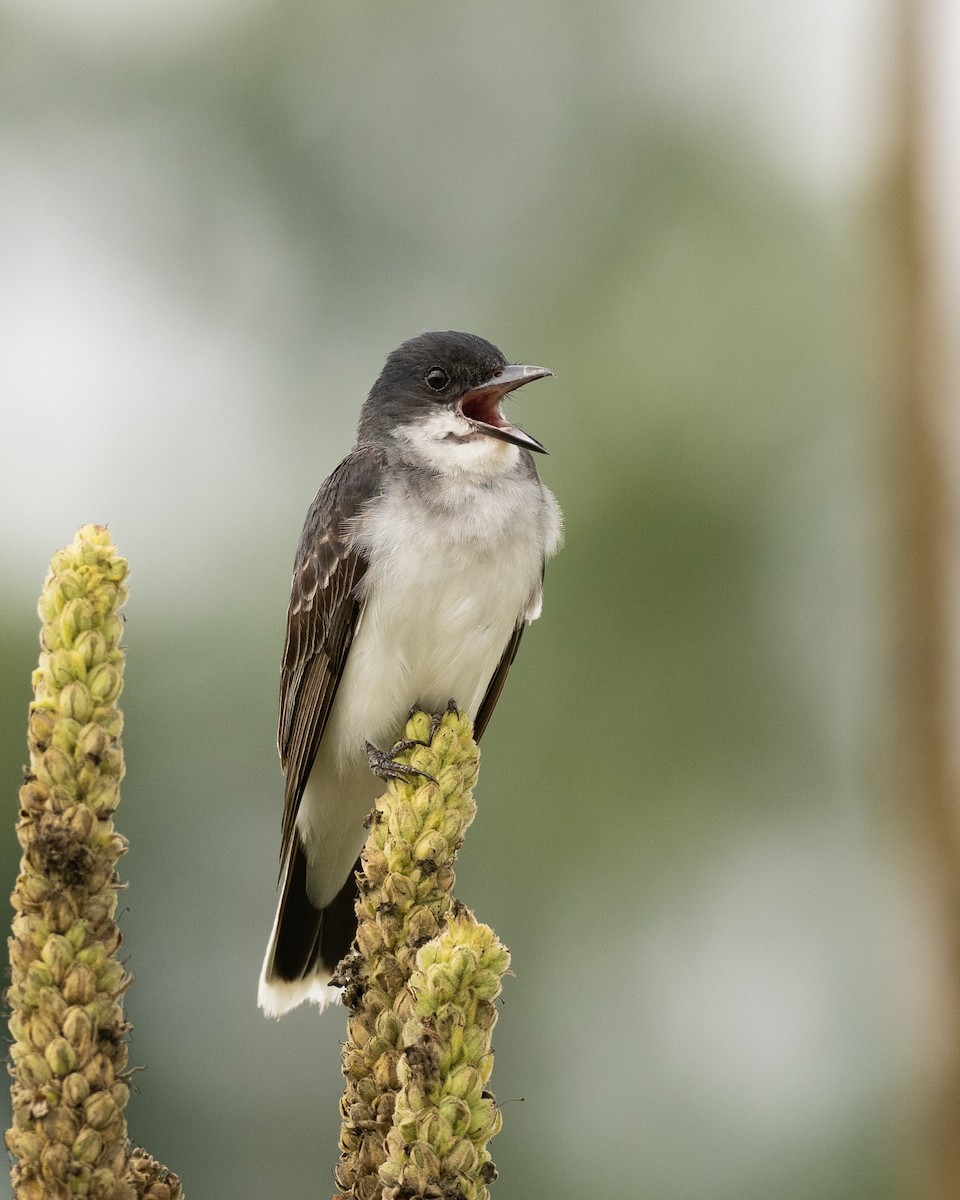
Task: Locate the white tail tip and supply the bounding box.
[257,967,341,1018]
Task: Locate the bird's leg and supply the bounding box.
[365,741,437,784]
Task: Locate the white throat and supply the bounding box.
[393,408,521,480]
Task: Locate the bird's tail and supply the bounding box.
[257,838,359,1018]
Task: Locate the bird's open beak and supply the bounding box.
[458,364,553,454]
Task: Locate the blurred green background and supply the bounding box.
[1,2,953,1198]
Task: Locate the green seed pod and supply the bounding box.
[40,1140,72,1182]
[437,1095,472,1138]
[7,1128,41,1161]
[74,629,107,669]
[61,804,93,843]
[62,962,97,1005]
[60,596,97,646]
[28,706,58,751]
[387,801,419,843]
[99,1139,127,1176]
[374,1008,402,1045]
[72,1126,102,1166]
[58,681,94,724]
[86,778,121,817]
[65,919,92,953]
[88,1167,120,1199]
[50,717,80,755]
[40,745,75,787]
[407,1139,441,1178]
[42,1105,79,1146]
[405,711,432,744]
[101,613,123,646]
[83,1090,117,1131]
[444,1062,482,1103]
[441,811,467,843]
[26,961,54,992]
[62,1006,95,1059]
[62,1071,91,1106]
[436,764,465,798]
[41,935,75,981]
[471,999,498,1032]
[442,1136,479,1177]
[95,959,127,995]
[413,830,448,862]
[459,1024,490,1066]
[44,1036,77,1076]
[54,568,84,601]
[87,663,121,705]
[27,1009,60,1051]
[468,1097,501,1140]
[82,1051,114,1090]
[45,783,76,814]
[37,984,68,1022]
[95,705,124,738]
[20,1051,54,1088]
[382,871,417,907]
[43,892,80,934]
[405,907,441,944]
[75,721,110,760]
[77,943,106,970]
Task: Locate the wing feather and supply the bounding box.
[277,448,383,861]
[472,622,525,742]
[473,560,548,741]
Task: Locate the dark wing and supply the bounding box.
[473,556,549,741]
[472,621,526,741]
[277,447,383,862]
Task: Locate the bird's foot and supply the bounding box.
[366,740,437,784]
[426,698,460,741]
[403,699,462,742]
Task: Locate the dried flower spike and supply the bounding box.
[5,526,181,1200]
[334,708,508,1200]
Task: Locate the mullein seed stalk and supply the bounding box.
[6,525,181,1200]
[333,709,510,1200]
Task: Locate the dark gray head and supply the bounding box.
[356,331,552,456]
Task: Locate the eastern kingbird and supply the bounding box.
[258,330,562,1017]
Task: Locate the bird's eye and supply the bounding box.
[424,367,449,391]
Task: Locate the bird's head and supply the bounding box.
[358,331,552,476]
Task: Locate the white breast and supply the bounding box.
[323,466,561,769]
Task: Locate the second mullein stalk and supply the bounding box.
[334,709,510,1200]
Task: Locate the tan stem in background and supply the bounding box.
[888,5,960,1198]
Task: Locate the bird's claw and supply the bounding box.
[366,741,437,784]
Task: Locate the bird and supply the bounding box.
[258,330,562,1017]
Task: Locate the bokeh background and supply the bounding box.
[2,2,960,1198]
